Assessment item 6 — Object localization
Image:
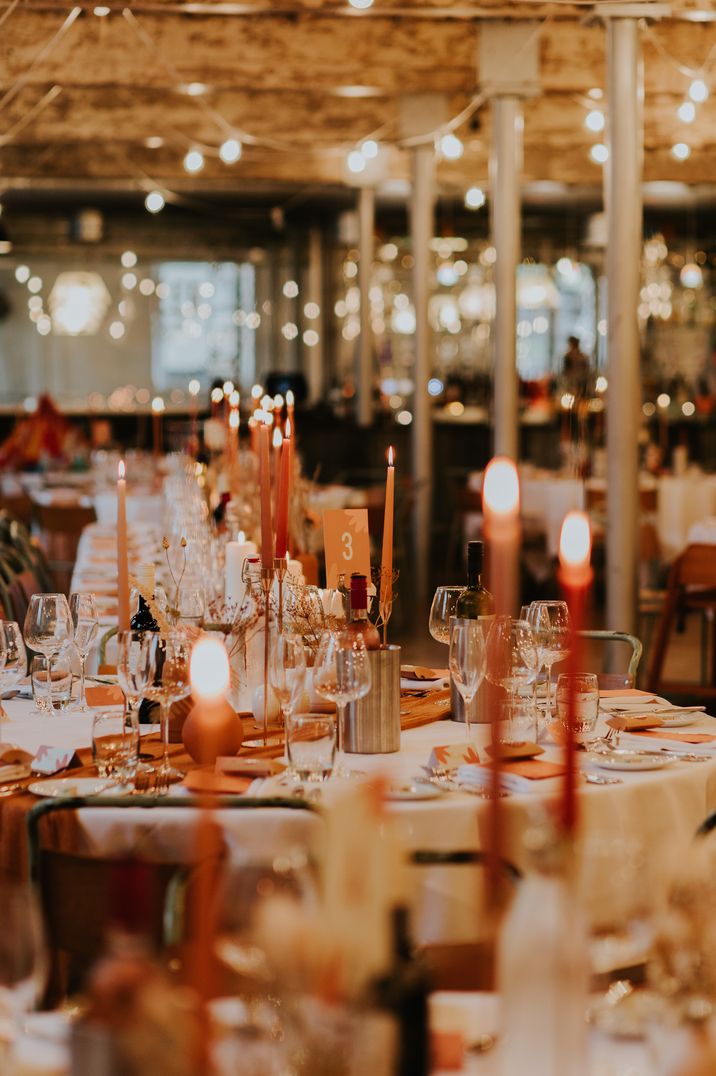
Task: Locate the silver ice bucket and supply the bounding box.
[343,645,401,754]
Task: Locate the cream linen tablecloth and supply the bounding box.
[4,695,716,945]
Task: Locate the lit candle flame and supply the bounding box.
[229,389,240,408]
[190,636,230,702]
[151,396,165,414]
[273,394,284,410]
[251,384,263,400]
[262,411,273,427]
[229,409,239,430]
[286,389,294,407]
[559,511,592,582]
[211,387,223,404]
[261,395,273,412]
[272,426,283,448]
[238,530,245,542]
[188,379,200,397]
[483,457,519,517]
[285,417,292,439]
[222,380,234,396]
[118,459,125,480]
[387,445,395,467]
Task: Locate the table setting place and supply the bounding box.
[4,451,716,1076]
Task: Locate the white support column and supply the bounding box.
[305,226,325,405]
[411,144,435,614]
[490,95,522,460]
[357,186,375,427]
[604,14,643,636]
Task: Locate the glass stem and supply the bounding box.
[544,662,553,720]
[336,702,345,753]
[47,652,55,712]
[78,654,86,709]
[465,695,472,743]
[160,701,170,770]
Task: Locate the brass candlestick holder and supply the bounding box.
[273,556,287,635]
[260,564,274,746]
[373,566,399,646]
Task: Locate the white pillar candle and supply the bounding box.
[225,536,257,610]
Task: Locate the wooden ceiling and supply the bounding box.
[1,0,716,197]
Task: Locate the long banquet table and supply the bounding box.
[4,689,716,945]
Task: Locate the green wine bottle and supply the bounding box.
[454,541,494,619]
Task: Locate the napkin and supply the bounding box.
[402,665,449,681]
[622,730,716,751]
[458,759,566,794]
[606,715,664,732]
[85,684,124,708]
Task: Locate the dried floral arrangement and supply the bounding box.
[160,535,188,624]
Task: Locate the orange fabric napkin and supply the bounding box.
[482,758,566,780]
[600,689,656,699]
[85,684,124,707]
[632,730,716,745]
[402,666,449,681]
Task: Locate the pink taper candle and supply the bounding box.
[558,510,593,837]
[274,424,292,559]
[258,423,274,568]
[116,459,130,631]
[380,446,395,606]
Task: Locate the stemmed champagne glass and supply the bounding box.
[429,586,464,645]
[117,629,156,767]
[448,619,487,742]
[526,600,571,719]
[313,629,372,759]
[0,622,26,722]
[143,632,191,786]
[23,594,73,715]
[485,616,540,703]
[69,593,99,711]
[270,633,307,730]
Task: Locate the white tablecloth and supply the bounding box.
[5,693,716,946]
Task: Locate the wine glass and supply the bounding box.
[526,600,571,719]
[429,586,464,645]
[270,633,307,730]
[0,622,26,722]
[23,594,73,715]
[313,629,371,757]
[175,585,205,629]
[143,633,191,786]
[485,616,540,702]
[448,619,486,742]
[116,629,156,773]
[69,592,99,711]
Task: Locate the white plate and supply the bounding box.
[27,777,118,798]
[587,751,675,772]
[655,712,701,728]
[385,781,443,801]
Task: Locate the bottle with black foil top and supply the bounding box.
[130,564,160,725]
[370,905,430,1076]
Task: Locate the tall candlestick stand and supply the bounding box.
[261,566,274,747]
[273,557,287,635]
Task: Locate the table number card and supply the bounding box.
[32,745,82,776]
[323,508,371,589]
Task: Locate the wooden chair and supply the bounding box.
[32,502,96,591]
[27,794,318,1004]
[646,544,716,697]
[409,849,521,991]
[5,567,41,627]
[577,629,642,690]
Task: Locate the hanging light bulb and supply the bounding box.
[347,149,366,174]
[183,149,205,174]
[671,142,691,161]
[219,138,242,164]
[145,190,165,214]
[361,139,379,159]
[465,186,486,209]
[590,143,609,164]
[689,78,708,102]
[585,110,605,132]
[347,0,374,8]
[439,133,464,160]
[678,101,696,122]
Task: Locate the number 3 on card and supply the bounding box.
[323,508,371,588]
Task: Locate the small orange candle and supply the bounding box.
[558,510,593,836]
[258,423,274,568]
[117,460,130,631]
[380,446,395,607]
[286,389,295,438]
[273,393,284,430]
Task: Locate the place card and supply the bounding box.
[85,684,124,708]
[32,745,82,776]
[606,715,664,732]
[429,743,480,769]
[323,508,371,588]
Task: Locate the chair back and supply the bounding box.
[577,630,642,688]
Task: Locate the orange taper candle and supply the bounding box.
[258,423,274,568]
[274,424,292,559]
[380,446,395,607]
[116,459,130,631]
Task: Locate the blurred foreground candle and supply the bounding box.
[151,396,165,456]
[117,460,129,631]
[210,385,223,418]
[380,447,395,636]
[482,457,520,617]
[228,406,239,463]
[273,394,284,430]
[251,383,262,412]
[558,510,593,836]
[482,456,520,907]
[274,425,292,559]
[188,378,200,446]
[286,389,295,436]
[258,423,274,567]
[184,635,242,761]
